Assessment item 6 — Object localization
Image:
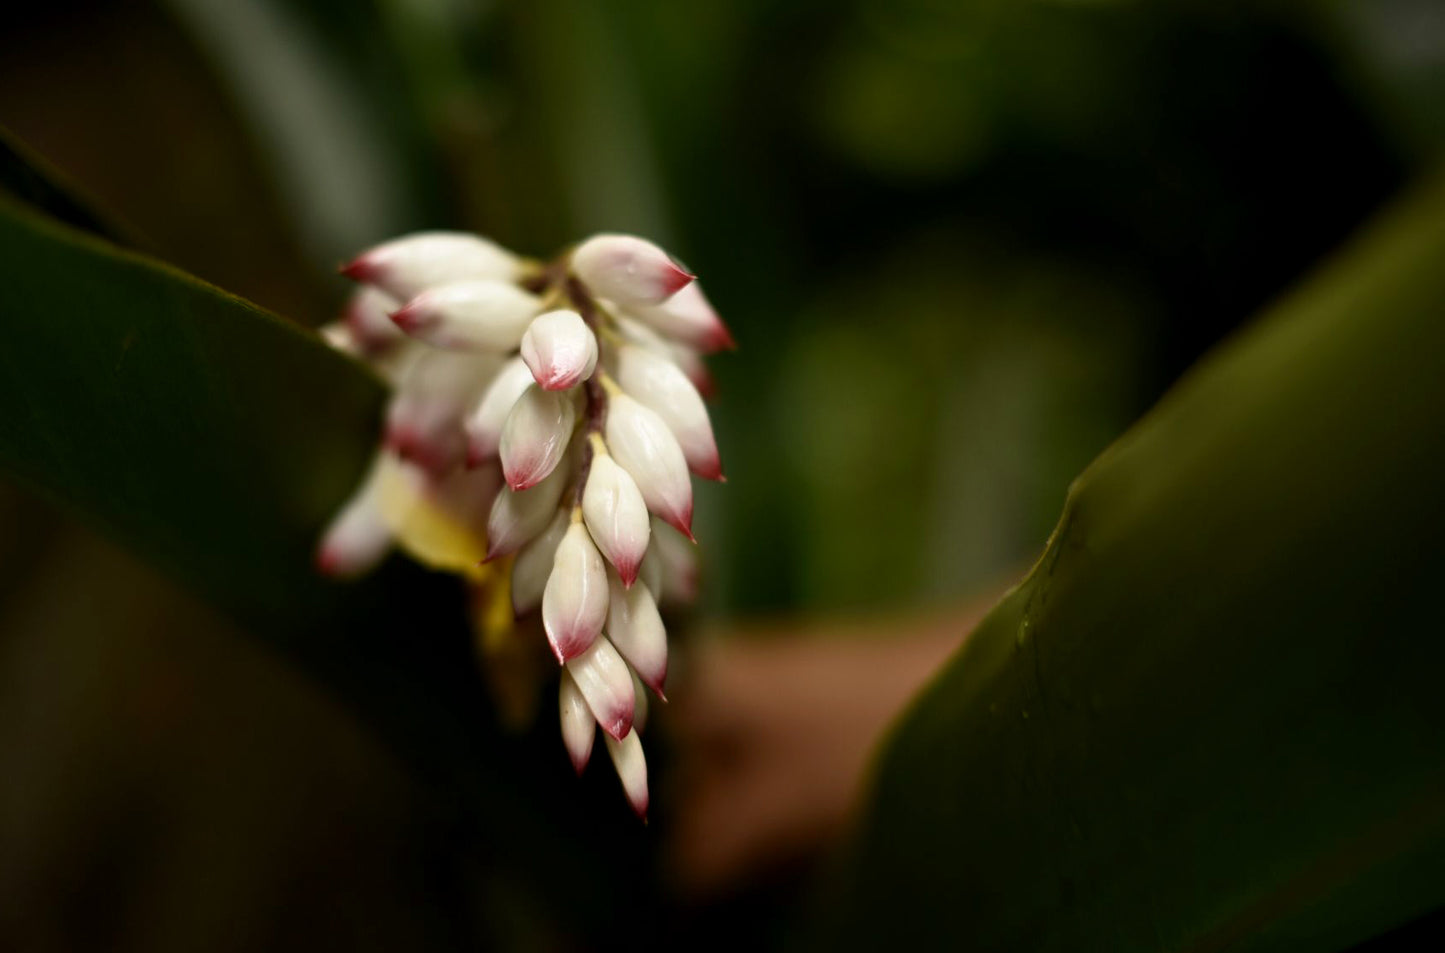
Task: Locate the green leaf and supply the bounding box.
[812,167,1445,951]
[0,125,131,245]
[0,193,654,931]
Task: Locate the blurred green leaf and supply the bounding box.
[0,125,130,246]
[0,185,652,939]
[812,167,1445,950]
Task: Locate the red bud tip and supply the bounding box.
[539,370,578,391]
[549,628,594,664]
[604,711,634,741]
[663,504,696,542]
[389,302,422,331]
[503,459,541,491]
[548,639,568,665]
[617,559,640,589]
[660,262,696,299]
[695,455,725,482]
[692,370,718,399]
[339,254,380,283]
[315,545,340,576]
[703,321,737,353]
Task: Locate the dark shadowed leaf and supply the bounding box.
[812,167,1445,951]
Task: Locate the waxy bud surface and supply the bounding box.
[391,280,541,352]
[617,344,722,480]
[500,384,577,490]
[341,231,521,300]
[581,443,651,586]
[605,392,694,538]
[520,309,598,391]
[570,234,693,307]
[542,517,609,662]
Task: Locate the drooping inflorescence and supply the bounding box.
[316,231,731,817]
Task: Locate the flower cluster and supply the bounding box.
[316,231,730,818]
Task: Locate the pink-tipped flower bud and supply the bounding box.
[485,448,571,560]
[604,729,649,819]
[500,384,577,490]
[570,234,694,307]
[511,506,569,614]
[385,350,500,475]
[315,453,393,578]
[581,438,651,586]
[343,285,405,353]
[543,515,609,662]
[649,516,699,606]
[605,392,694,538]
[390,280,541,351]
[340,231,521,300]
[612,313,716,397]
[616,345,722,480]
[606,574,667,696]
[464,356,533,466]
[667,342,716,398]
[520,309,598,390]
[559,671,595,774]
[626,282,734,352]
[564,635,634,741]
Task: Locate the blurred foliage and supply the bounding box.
[813,164,1445,952]
[1,0,1442,949]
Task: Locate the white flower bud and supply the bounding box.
[616,344,722,480]
[390,280,541,351]
[667,342,716,398]
[520,309,598,390]
[606,574,667,696]
[500,384,577,490]
[485,447,571,560]
[511,506,569,614]
[386,350,499,475]
[650,516,699,606]
[581,440,650,586]
[626,282,734,352]
[343,285,405,353]
[319,321,362,357]
[464,356,534,466]
[341,231,521,300]
[564,635,634,741]
[605,392,694,538]
[612,312,716,397]
[604,729,648,819]
[570,233,694,307]
[315,453,393,577]
[559,670,595,774]
[543,516,609,662]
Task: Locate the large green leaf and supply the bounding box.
[812,168,1445,950]
[0,193,655,935]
